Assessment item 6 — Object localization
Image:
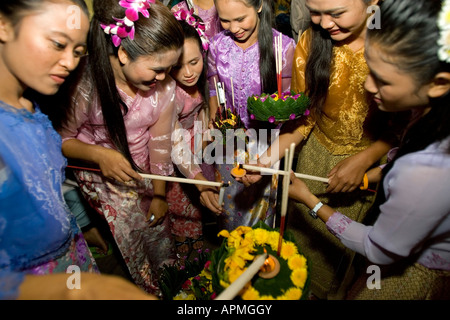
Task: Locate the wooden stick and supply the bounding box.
[67,165,225,191]
[139,173,223,187]
[241,164,329,183]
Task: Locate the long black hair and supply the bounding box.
[368,0,450,170]
[364,0,450,225]
[87,0,184,171]
[304,0,373,117]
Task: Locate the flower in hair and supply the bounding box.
[173,8,210,51]
[120,0,155,21]
[101,0,154,47]
[438,0,450,63]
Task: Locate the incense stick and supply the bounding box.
[214,77,222,120]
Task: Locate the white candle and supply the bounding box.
[139,173,222,187]
[215,253,268,300]
[218,185,225,206]
[241,164,329,183]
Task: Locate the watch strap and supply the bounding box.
[309,201,323,219]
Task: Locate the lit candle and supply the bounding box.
[215,253,268,300]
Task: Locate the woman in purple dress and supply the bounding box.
[207,0,295,231]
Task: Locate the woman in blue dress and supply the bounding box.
[0,0,154,300]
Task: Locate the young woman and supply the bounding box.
[208,0,296,231]
[0,0,154,300]
[240,0,405,299]
[167,10,216,255]
[289,0,450,299]
[58,0,184,296]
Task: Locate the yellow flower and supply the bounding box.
[241,286,260,300]
[288,254,307,270]
[267,231,279,250]
[217,230,230,238]
[291,268,308,288]
[234,226,253,235]
[282,288,302,300]
[225,226,252,248]
[228,268,244,283]
[220,280,230,288]
[253,228,270,245]
[223,119,236,126]
[228,247,255,269]
[259,295,276,300]
[280,241,298,259]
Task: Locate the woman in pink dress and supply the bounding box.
[59,0,184,296]
[167,9,221,255]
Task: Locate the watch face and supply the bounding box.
[309,209,318,219]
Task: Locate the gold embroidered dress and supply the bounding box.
[288,29,386,300]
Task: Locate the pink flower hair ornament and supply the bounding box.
[173,8,209,51]
[101,0,155,47]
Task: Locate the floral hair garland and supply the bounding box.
[173,8,209,51]
[101,0,155,47]
[438,0,450,63]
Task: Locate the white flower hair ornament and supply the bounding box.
[438,0,450,63]
[101,0,155,47]
[173,8,210,51]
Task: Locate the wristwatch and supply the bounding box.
[309,201,323,219]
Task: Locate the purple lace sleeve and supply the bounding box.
[326,212,353,237]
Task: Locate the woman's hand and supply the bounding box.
[288,171,313,203]
[199,187,222,215]
[97,148,142,183]
[326,153,368,193]
[147,195,168,227]
[235,161,271,187]
[192,173,222,215]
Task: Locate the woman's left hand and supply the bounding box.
[288,171,313,203]
[147,196,168,227]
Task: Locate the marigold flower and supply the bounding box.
[291,268,308,288]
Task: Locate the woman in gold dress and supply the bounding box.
[242,0,403,299]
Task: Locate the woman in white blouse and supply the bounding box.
[289,0,450,299]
